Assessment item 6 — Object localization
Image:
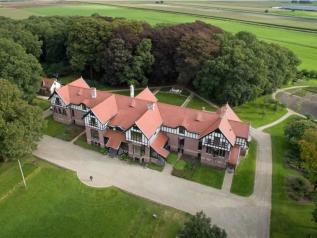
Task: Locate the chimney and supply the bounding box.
[91,87,97,99]
[147,102,155,111]
[130,84,134,98]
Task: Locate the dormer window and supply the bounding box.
[55,97,61,106]
[179,127,185,135]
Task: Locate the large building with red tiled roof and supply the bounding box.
[49,77,250,169]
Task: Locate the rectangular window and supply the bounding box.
[55,97,61,105]
[131,131,142,142]
[82,104,86,110]
[141,145,145,156]
[91,129,99,140]
[206,146,212,154]
[207,138,212,145]
[71,109,75,117]
[90,117,97,127]
[179,127,185,134]
[198,141,202,150]
[213,137,220,146]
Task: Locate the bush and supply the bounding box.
[286,176,313,201]
[99,147,108,155]
[178,211,227,238]
[120,153,129,161]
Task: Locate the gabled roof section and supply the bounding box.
[135,104,162,139]
[104,130,126,150]
[68,77,90,89]
[91,95,118,124]
[55,86,70,105]
[150,132,169,158]
[42,78,55,88]
[135,87,158,103]
[217,103,241,122]
[229,120,250,139]
[201,117,236,145]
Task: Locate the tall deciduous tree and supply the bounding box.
[299,130,317,190]
[0,79,44,162]
[0,38,42,101]
[67,17,112,79]
[122,38,154,86]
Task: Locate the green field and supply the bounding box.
[0,158,188,237]
[5,3,315,70]
[156,91,188,106]
[186,96,217,111]
[230,140,257,196]
[265,116,317,238]
[235,95,288,128]
[43,116,83,141]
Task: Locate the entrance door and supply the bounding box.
[178,138,185,153]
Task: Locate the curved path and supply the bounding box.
[36,86,312,237]
[34,129,271,238]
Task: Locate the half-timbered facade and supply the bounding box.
[49,77,250,169]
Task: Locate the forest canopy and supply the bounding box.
[0,16,300,105]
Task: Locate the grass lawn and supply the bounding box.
[13,3,317,70]
[283,78,317,88]
[115,89,143,96]
[166,152,178,166]
[230,140,257,196]
[186,96,217,111]
[147,162,164,172]
[0,157,37,198]
[43,116,83,141]
[74,134,107,154]
[235,95,287,128]
[156,92,188,106]
[31,98,50,111]
[265,116,317,238]
[172,159,225,189]
[0,158,189,237]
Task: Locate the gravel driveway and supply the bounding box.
[34,129,271,238]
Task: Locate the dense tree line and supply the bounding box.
[0,15,299,105]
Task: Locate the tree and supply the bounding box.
[178,211,227,238]
[193,31,300,105]
[0,38,43,101]
[0,79,44,162]
[299,129,317,190]
[67,17,112,79]
[0,17,42,58]
[103,38,132,86]
[175,32,220,85]
[193,32,267,106]
[122,38,154,86]
[284,118,317,146]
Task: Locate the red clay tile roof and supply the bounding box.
[135,104,162,139]
[42,78,55,89]
[56,78,249,141]
[229,120,250,139]
[104,130,126,150]
[68,77,90,89]
[217,103,241,122]
[228,145,241,165]
[91,95,118,124]
[135,87,158,102]
[150,132,169,158]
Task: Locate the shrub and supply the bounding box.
[120,153,129,161]
[99,147,108,155]
[286,176,313,201]
[178,211,227,238]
